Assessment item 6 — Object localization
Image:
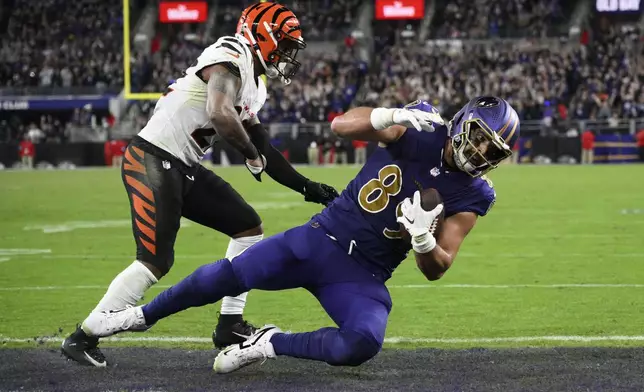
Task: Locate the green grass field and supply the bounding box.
[1,165,643,350]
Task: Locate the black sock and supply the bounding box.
[218,314,243,326]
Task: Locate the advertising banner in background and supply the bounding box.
[159,2,208,23]
[375,0,425,20]
[0,96,114,111]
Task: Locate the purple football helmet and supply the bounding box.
[449,96,520,177]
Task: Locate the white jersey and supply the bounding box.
[138,35,268,166]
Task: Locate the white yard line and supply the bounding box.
[39,255,211,260]
[23,220,193,233]
[3,335,644,345]
[26,252,644,261]
[389,283,644,289]
[476,233,642,239]
[384,335,644,344]
[457,252,644,258]
[0,249,51,256]
[3,283,644,291]
[0,285,121,291]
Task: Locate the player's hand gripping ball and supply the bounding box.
[398,188,445,244]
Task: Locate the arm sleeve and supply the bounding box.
[246,122,308,194]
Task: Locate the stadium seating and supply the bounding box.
[358,41,567,120]
[130,22,210,94]
[215,0,362,41]
[0,0,148,95]
[131,0,366,125]
[0,0,147,142]
[1,0,642,143]
[258,48,368,124]
[568,21,643,120]
[430,0,571,39]
[213,0,253,37]
[281,0,362,41]
[359,23,643,122]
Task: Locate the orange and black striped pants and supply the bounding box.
[121,137,262,274]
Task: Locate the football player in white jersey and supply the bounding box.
[62,2,339,367]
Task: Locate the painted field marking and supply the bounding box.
[249,202,304,210]
[0,249,51,256]
[476,233,642,239]
[0,285,116,291]
[23,220,193,234]
[389,283,644,289]
[457,252,644,258]
[264,192,301,199]
[4,335,644,345]
[18,252,644,261]
[3,283,644,292]
[384,335,644,344]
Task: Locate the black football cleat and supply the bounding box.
[212,314,258,349]
[61,324,107,367]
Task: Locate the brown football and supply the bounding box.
[400,188,445,244]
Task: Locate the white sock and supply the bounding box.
[219,234,263,315]
[89,260,158,315]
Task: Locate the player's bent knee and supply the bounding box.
[139,259,172,280]
[187,259,246,302]
[327,330,382,367]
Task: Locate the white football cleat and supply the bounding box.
[213,324,282,374]
[82,306,148,338]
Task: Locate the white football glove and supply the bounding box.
[396,191,444,254]
[370,107,443,132]
[245,154,267,182]
[393,108,443,132]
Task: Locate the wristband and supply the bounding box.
[370,108,396,131]
[411,232,437,254]
[245,154,266,174]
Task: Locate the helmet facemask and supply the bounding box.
[266,30,305,85]
[239,20,305,85]
[451,119,513,177]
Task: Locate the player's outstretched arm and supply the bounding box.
[331,106,435,144]
[202,64,264,169]
[331,107,406,144]
[244,117,340,206]
[414,212,477,280]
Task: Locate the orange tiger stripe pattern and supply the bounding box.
[124,174,155,204]
[123,145,157,256]
[123,146,146,174]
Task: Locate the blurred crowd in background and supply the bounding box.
[432,0,569,39]
[0,0,643,145]
[0,0,129,92]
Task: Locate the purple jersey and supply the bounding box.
[314,104,495,280]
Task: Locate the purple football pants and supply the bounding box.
[143,221,391,366]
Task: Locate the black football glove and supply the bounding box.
[303,180,340,206]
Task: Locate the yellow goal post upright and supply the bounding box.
[123,0,163,101]
[122,0,268,101]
